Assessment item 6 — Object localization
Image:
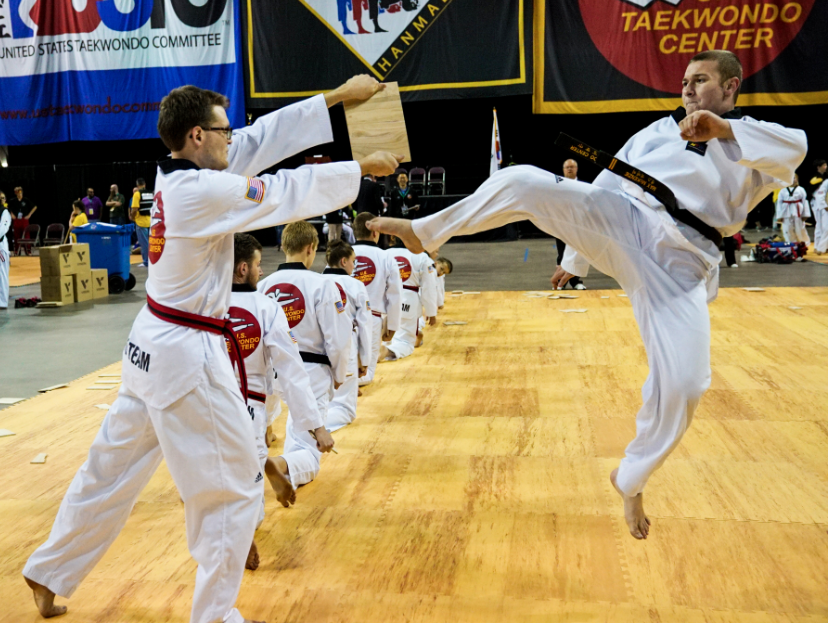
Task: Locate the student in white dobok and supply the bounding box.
[775,175,811,244]
[322,239,373,431]
[368,50,806,541]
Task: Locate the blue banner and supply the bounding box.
[0,0,244,145]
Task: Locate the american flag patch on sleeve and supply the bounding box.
[335,300,345,314]
[245,178,265,203]
[288,330,298,343]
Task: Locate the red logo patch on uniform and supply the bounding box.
[264,283,307,328]
[149,191,166,265]
[335,283,347,309]
[395,256,412,282]
[353,256,377,285]
[225,307,263,359]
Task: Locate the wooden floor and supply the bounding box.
[9,254,143,287]
[2,288,828,623]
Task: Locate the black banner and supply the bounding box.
[534,0,828,114]
[244,0,532,107]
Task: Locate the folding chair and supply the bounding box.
[15,224,40,256]
[427,166,446,195]
[43,224,65,247]
[408,167,426,195]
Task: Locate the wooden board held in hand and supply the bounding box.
[344,82,410,163]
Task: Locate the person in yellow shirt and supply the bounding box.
[68,200,88,243]
[130,177,152,267]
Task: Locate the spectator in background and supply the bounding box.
[326,207,343,243]
[82,188,103,222]
[130,178,152,267]
[106,184,127,225]
[68,200,88,243]
[354,174,385,216]
[808,159,826,199]
[1,193,11,309]
[388,172,420,219]
[553,159,586,290]
[8,186,37,220]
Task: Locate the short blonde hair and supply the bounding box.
[690,50,743,102]
[282,221,318,254]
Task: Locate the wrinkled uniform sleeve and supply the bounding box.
[165,162,361,238]
[384,253,403,332]
[226,94,333,178]
[561,244,591,278]
[720,118,807,188]
[355,286,373,367]
[262,299,324,432]
[420,259,439,318]
[319,281,353,384]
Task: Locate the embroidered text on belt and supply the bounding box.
[146,296,249,402]
[403,285,420,293]
[555,133,723,246]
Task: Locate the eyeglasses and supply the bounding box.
[205,126,233,140]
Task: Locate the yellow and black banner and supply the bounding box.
[534,0,828,114]
[244,0,532,107]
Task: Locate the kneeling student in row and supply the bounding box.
[417,255,453,347]
[323,240,373,431]
[258,222,351,487]
[382,246,438,361]
[227,233,329,570]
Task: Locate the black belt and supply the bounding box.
[300,351,331,366]
[403,285,419,293]
[555,133,723,246]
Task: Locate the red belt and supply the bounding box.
[146,296,249,402]
[371,310,382,318]
[403,285,420,293]
[248,390,266,404]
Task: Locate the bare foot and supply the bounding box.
[610,468,650,540]
[265,457,295,508]
[379,343,391,361]
[24,576,67,618]
[246,540,260,571]
[357,387,363,397]
[414,333,424,348]
[366,217,425,253]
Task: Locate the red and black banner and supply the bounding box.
[534,0,828,113]
[243,0,532,108]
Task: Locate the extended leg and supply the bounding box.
[23,388,162,609]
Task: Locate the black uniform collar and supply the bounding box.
[354,240,378,248]
[231,283,257,292]
[323,267,348,275]
[158,157,201,174]
[277,262,308,271]
[670,106,745,123]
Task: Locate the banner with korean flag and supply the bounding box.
[0,0,245,145]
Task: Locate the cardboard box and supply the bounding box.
[40,244,76,276]
[73,269,93,303]
[91,269,108,299]
[41,275,74,304]
[72,243,90,273]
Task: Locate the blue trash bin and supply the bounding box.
[72,222,136,294]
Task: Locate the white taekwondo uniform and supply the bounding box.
[258,262,351,487]
[352,240,402,385]
[227,283,322,525]
[410,107,806,498]
[23,95,361,623]
[322,267,372,431]
[0,207,10,308]
[386,249,438,360]
[436,272,446,308]
[775,185,811,244]
[813,180,828,254]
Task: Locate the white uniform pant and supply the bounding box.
[248,399,269,528]
[782,216,810,244]
[412,166,713,497]
[327,338,359,432]
[386,289,421,360]
[359,314,383,386]
[813,208,828,253]
[282,363,333,487]
[0,240,9,308]
[23,365,261,623]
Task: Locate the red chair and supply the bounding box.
[15,224,40,255]
[43,224,65,246]
[427,166,446,195]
